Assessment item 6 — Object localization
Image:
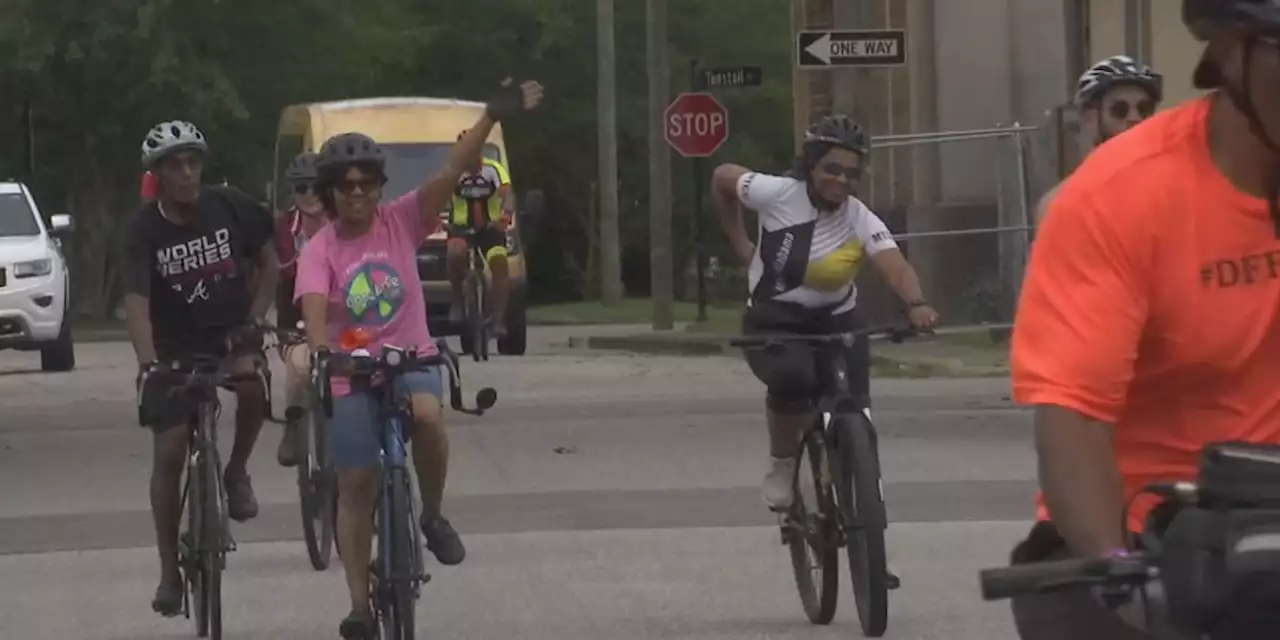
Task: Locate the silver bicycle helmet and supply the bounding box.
[140,120,208,167]
[1075,55,1163,106]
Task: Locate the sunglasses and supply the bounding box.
[1107,99,1155,121]
[820,161,863,181]
[334,177,383,196]
[292,182,315,195]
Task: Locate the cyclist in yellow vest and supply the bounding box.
[446,130,517,336]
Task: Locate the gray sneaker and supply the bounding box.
[762,456,797,511]
[224,470,259,522]
[420,511,466,565]
[277,421,299,468]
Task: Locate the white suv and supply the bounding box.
[0,181,75,371]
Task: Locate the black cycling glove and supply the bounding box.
[485,78,536,122]
[135,361,169,428]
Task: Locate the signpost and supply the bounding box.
[796,29,907,68]
[665,67,735,323]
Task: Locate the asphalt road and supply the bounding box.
[0,326,1032,639]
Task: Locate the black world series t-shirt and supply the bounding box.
[122,187,273,351]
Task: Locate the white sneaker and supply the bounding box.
[761,456,797,511]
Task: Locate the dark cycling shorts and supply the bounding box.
[741,302,870,414]
[140,329,265,433]
[447,223,506,260]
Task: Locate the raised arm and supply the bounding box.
[710,164,757,264]
[414,80,545,226]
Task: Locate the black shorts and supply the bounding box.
[740,302,870,414]
[142,329,265,432]
[447,223,506,258]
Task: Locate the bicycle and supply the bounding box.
[157,332,289,639]
[730,324,921,637]
[979,442,1280,639]
[316,335,496,640]
[271,324,337,571]
[456,225,491,363]
[453,173,499,363]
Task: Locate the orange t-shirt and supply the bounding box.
[1013,96,1280,532]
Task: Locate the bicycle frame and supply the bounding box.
[179,368,236,559]
[366,370,427,598]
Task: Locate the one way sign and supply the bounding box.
[796,30,907,69]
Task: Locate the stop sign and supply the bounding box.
[663,92,729,158]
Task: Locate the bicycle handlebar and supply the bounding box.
[156,351,291,425]
[315,339,497,419]
[979,555,1154,601]
[729,324,929,350]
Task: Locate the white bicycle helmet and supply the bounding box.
[140,120,208,167]
[1074,55,1163,106]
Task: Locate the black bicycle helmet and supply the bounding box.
[315,132,386,172]
[1184,0,1280,235]
[1185,0,1280,88]
[803,114,870,156]
[284,151,319,182]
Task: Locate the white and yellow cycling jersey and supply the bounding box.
[736,172,898,315]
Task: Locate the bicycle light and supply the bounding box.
[385,349,403,367]
[339,326,374,351]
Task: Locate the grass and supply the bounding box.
[528,298,741,326]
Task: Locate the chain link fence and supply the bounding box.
[855,124,1049,330]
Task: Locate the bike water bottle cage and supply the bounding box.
[455,174,496,201]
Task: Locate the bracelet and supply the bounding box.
[1104,547,1131,558]
[906,300,929,308]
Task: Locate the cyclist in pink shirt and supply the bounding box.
[294,78,544,639]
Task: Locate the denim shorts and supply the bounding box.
[328,368,444,470]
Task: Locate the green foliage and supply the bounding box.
[0,0,796,315]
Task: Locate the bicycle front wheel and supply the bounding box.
[833,411,889,637]
[380,469,418,640]
[464,274,484,363]
[192,454,225,638]
[788,433,840,624]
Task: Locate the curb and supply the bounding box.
[567,333,1009,378]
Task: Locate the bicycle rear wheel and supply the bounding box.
[833,411,889,637]
[297,407,334,570]
[788,433,840,624]
[379,469,418,640]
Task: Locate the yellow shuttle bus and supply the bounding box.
[273,97,540,355]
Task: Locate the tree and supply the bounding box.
[0,0,798,313]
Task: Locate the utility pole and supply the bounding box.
[646,0,674,330]
[597,0,623,304]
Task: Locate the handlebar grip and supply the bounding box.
[979,558,1110,601]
